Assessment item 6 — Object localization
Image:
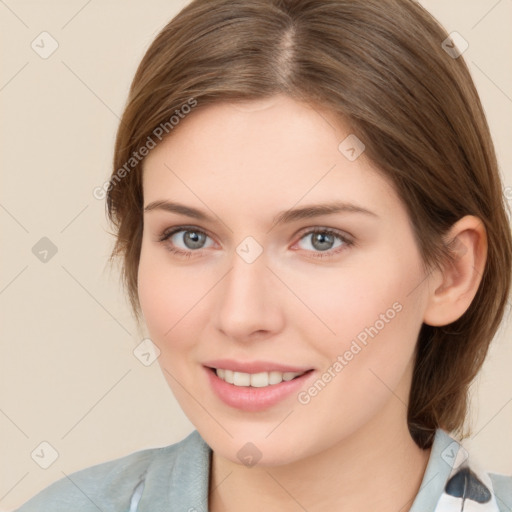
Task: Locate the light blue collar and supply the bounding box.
[132,429,503,512]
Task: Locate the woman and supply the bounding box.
[16,0,512,510]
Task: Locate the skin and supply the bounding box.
[138,94,487,512]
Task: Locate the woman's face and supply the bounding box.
[138,94,431,465]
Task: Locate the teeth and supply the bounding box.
[215,368,305,387]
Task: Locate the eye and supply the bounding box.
[159,226,214,257]
[158,226,354,260]
[294,228,353,259]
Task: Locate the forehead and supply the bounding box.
[142,95,402,219]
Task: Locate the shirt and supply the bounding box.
[15,428,512,512]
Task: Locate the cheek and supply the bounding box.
[318,252,425,400]
[284,253,421,344]
[293,246,425,383]
[137,243,204,350]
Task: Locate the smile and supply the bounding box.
[214,368,307,387]
[204,366,315,412]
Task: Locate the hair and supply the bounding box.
[106,0,512,449]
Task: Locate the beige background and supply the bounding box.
[1,1,511,510]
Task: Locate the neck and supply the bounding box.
[208,395,431,512]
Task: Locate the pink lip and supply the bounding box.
[204,366,315,412]
[202,358,312,373]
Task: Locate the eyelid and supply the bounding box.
[159,225,213,241]
[294,225,354,243]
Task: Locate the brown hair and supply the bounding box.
[106,0,512,449]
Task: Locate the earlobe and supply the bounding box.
[423,215,488,327]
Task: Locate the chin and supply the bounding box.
[198,425,311,468]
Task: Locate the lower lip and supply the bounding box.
[204,366,315,412]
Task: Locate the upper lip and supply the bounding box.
[203,359,313,374]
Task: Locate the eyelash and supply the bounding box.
[157,226,354,260]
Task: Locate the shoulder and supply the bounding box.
[489,472,512,512]
[15,430,207,512]
[15,447,160,512]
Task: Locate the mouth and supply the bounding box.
[203,365,316,412]
[205,366,314,388]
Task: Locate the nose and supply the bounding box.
[214,247,285,343]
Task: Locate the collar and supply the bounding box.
[410,429,501,511]
[135,429,502,512]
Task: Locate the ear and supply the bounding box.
[423,215,488,326]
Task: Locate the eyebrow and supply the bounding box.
[144,200,378,226]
